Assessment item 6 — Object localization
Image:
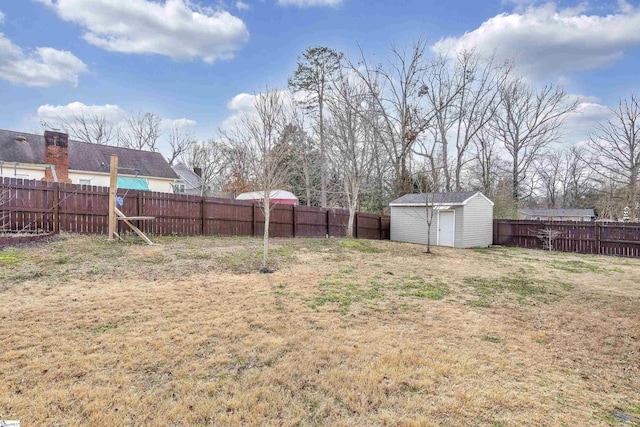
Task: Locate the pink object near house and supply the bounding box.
[236,190,299,205]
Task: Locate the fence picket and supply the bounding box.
[0,177,390,240]
[493,219,640,257]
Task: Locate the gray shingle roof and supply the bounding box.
[390,191,480,206]
[518,208,595,217]
[172,163,202,190]
[0,129,178,179]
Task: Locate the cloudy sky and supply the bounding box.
[1,0,638,155]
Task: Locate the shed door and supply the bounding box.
[438,211,455,247]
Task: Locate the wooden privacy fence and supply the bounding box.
[0,178,390,240]
[493,219,640,257]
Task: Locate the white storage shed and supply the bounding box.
[389,191,494,248]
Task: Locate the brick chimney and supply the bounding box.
[43,130,72,183]
[193,167,202,177]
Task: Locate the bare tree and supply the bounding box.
[167,124,196,166]
[470,126,507,198]
[287,107,318,206]
[586,94,640,221]
[289,46,343,208]
[492,79,577,201]
[42,112,117,145]
[560,145,593,208]
[347,38,433,197]
[222,88,293,272]
[536,227,563,251]
[420,50,509,191]
[326,70,375,237]
[118,112,162,151]
[410,165,443,254]
[186,140,229,197]
[536,150,563,208]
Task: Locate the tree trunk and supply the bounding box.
[512,151,519,201]
[425,211,432,253]
[631,166,639,221]
[262,204,270,271]
[319,97,327,208]
[347,208,355,238]
[426,228,432,253]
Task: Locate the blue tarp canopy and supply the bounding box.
[117,177,149,191]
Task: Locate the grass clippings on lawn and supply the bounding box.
[0,234,639,426]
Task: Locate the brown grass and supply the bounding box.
[1,234,639,426]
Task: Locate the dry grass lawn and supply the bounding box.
[0,234,639,426]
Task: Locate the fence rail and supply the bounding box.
[0,178,390,241]
[493,219,640,257]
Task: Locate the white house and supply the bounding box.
[518,208,596,221]
[0,129,179,192]
[389,191,494,248]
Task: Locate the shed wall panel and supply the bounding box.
[390,206,435,245]
[462,194,493,248]
[454,206,464,247]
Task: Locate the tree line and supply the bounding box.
[50,40,640,224]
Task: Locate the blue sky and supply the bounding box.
[1,0,639,155]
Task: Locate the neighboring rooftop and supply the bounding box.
[237,190,298,200]
[172,163,202,190]
[390,191,484,206]
[0,129,179,179]
[519,208,596,217]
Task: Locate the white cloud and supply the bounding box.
[227,92,259,113]
[219,89,308,130]
[37,102,126,123]
[0,14,87,87]
[277,0,343,7]
[36,102,199,156]
[433,2,640,79]
[235,1,250,11]
[219,92,261,130]
[36,0,249,63]
[560,94,615,144]
[162,117,198,130]
[37,102,199,132]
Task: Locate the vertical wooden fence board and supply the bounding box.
[494,219,640,257]
[1,178,391,240]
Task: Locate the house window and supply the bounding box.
[174,183,186,193]
[79,178,92,186]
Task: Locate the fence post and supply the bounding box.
[354,213,358,239]
[326,210,330,238]
[292,205,296,238]
[595,222,600,255]
[379,215,382,240]
[53,182,60,234]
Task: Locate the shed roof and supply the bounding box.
[389,191,491,207]
[518,208,595,217]
[0,129,178,179]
